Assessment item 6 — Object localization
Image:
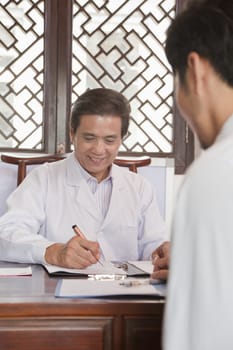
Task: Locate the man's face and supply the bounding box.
[71,114,122,182]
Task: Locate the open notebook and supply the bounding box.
[43,260,154,278]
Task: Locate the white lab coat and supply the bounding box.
[163,115,233,350]
[0,152,165,264]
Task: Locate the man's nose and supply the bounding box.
[93,139,105,153]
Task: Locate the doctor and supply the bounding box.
[0,88,168,270]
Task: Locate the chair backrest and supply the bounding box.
[114,156,151,172]
[1,153,66,186]
[1,153,151,186]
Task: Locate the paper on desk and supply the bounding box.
[0,266,32,277]
[43,261,127,277]
[128,260,154,274]
[55,278,166,298]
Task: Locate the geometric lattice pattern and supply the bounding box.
[72,0,175,154]
[0,0,44,150]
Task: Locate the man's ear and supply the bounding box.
[187,52,207,95]
[70,129,74,144]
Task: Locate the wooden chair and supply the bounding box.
[1,153,151,185]
[1,153,66,186]
[113,156,151,173]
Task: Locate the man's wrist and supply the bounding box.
[44,243,64,265]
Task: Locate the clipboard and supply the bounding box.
[42,260,152,278]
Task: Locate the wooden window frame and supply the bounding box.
[2,0,194,174]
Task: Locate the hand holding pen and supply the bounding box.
[72,225,103,266]
[44,225,102,269]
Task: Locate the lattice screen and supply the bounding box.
[72,0,175,154]
[0,0,175,154]
[0,0,44,150]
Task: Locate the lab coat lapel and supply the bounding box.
[102,165,125,227]
[75,183,100,220]
[66,153,100,221]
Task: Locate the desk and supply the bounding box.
[0,263,165,350]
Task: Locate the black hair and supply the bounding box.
[70,88,131,138]
[165,0,233,86]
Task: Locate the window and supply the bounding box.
[0,0,44,149]
[0,0,193,174]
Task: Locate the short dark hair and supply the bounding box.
[70,88,131,138]
[165,0,233,86]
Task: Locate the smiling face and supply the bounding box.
[71,114,122,182]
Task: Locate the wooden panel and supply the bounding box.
[0,263,165,350]
[0,317,113,350]
[124,316,162,350]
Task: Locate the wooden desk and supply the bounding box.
[0,263,165,350]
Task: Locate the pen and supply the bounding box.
[72,224,85,239]
[72,224,103,266]
[119,278,161,287]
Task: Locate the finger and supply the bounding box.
[80,241,101,262]
[75,245,98,265]
[154,241,170,259]
[152,254,158,266]
[67,236,101,265]
[82,240,100,253]
[162,242,170,255]
[63,241,93,266]
[151,243,165,261]
[151,249,160,260]
[151,269,168,281]
[58,244,89,268]
[75,238,101,264]
[69,254,93,269]
[155,257,169,269]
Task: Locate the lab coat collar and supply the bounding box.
[64,152,125,223]
[65,152,125,190]
[65,152,87,186]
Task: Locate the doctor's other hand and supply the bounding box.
[151,241,170,281]
[44,235,101,269]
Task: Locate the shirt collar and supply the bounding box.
[215,113,233,143]
[75,158,113,184]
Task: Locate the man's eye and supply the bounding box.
[84,136,95,141]
[105,138,115,144]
